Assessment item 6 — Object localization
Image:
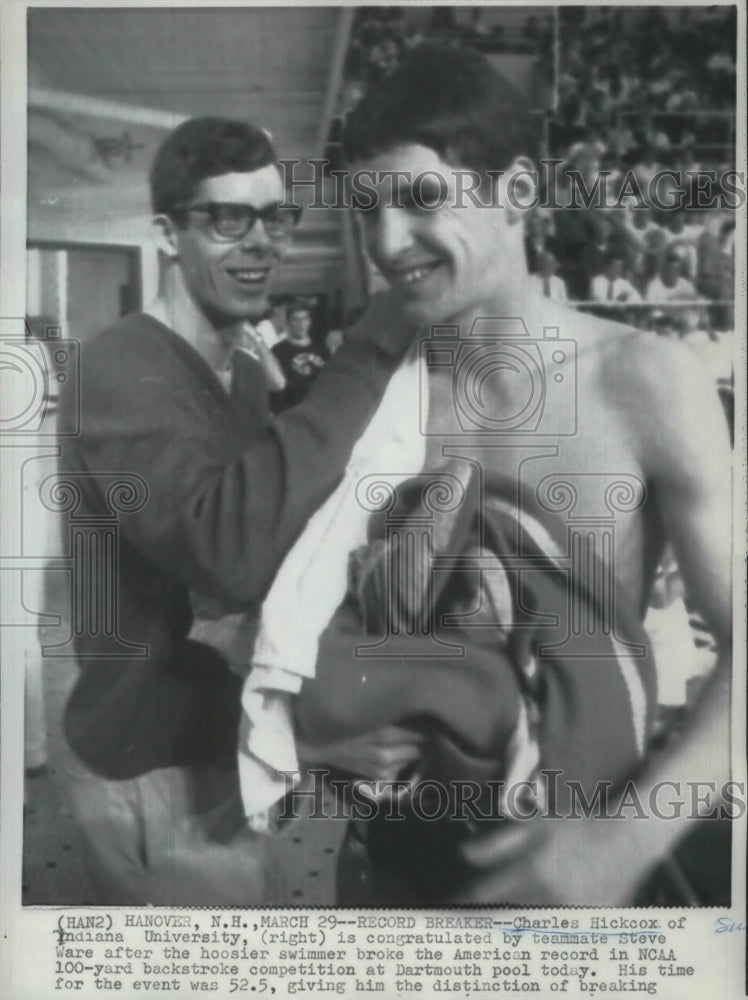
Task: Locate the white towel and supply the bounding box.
[239,345,427,829]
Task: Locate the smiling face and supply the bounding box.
[353,144,513,326]
[173,168,286,325]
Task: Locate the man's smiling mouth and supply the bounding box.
[227,268,270,286]
[387,261,442,287]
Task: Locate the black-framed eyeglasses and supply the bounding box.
[182,202,301,242]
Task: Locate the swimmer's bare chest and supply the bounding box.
[424,357,664,607]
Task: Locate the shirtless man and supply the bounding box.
[326,45,732,905]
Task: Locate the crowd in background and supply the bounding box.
[270,8,737,410]
[337,5,736,386]
[342,6,736,159]
[548,6,735,153]
[532,5,736,358]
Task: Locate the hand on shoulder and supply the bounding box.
[344,290,419,361]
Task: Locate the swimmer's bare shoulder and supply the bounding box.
[568,311,724,467]
[595,325,727,470]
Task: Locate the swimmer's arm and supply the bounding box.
[454,340,735,906]
[643,339,732,651]
[552,340,734,903]
[610,336,734,881]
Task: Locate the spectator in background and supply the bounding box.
[632,134,670,191]
[524,210,557,274]
[641,221,670,288]
[325,328,345,355]
[590,252,642,322]
[271,298,330,411]
[678,218,730,338]
[696,212,731,306]
[646,247,698,328]
[554,205,592,301]
[662,207,700,281]
[578,212,629,301]
[620,207,656,296]
[524,211,547,275]
[625,203,659,243]
[715,218,736,331]
[673,132,702,176]
[567,136,606,189]
[528,250,568,303]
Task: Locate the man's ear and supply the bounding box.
[504,156,539,225]
[151,214,180,259]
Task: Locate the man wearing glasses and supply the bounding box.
[57,116,415,904]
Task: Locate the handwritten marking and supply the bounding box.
[715,917,746,933]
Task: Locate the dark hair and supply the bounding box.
[343,44,538,176]
[287,297,312,317]
[149,116,277,220]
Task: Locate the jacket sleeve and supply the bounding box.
[59,326,396,606]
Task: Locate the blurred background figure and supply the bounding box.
[271,298,330,411]
[646,246,698,327]
[524,209,558,274]
[325,328,345,355]
[528,250,568,302]
[661,206,699,279]
[590,252,642,323]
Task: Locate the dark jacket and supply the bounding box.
[58,312,395,778]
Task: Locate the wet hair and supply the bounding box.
[150,116,277,221]
[343,44,538,177]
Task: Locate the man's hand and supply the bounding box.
[345,291,419,362]
[454,815,645,906]
[296,725,425,784]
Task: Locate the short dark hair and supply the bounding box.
[149,116,277,220]
[343,44,538,176]
[286,297,312,318]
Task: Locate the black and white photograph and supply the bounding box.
[0,2,745,998]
